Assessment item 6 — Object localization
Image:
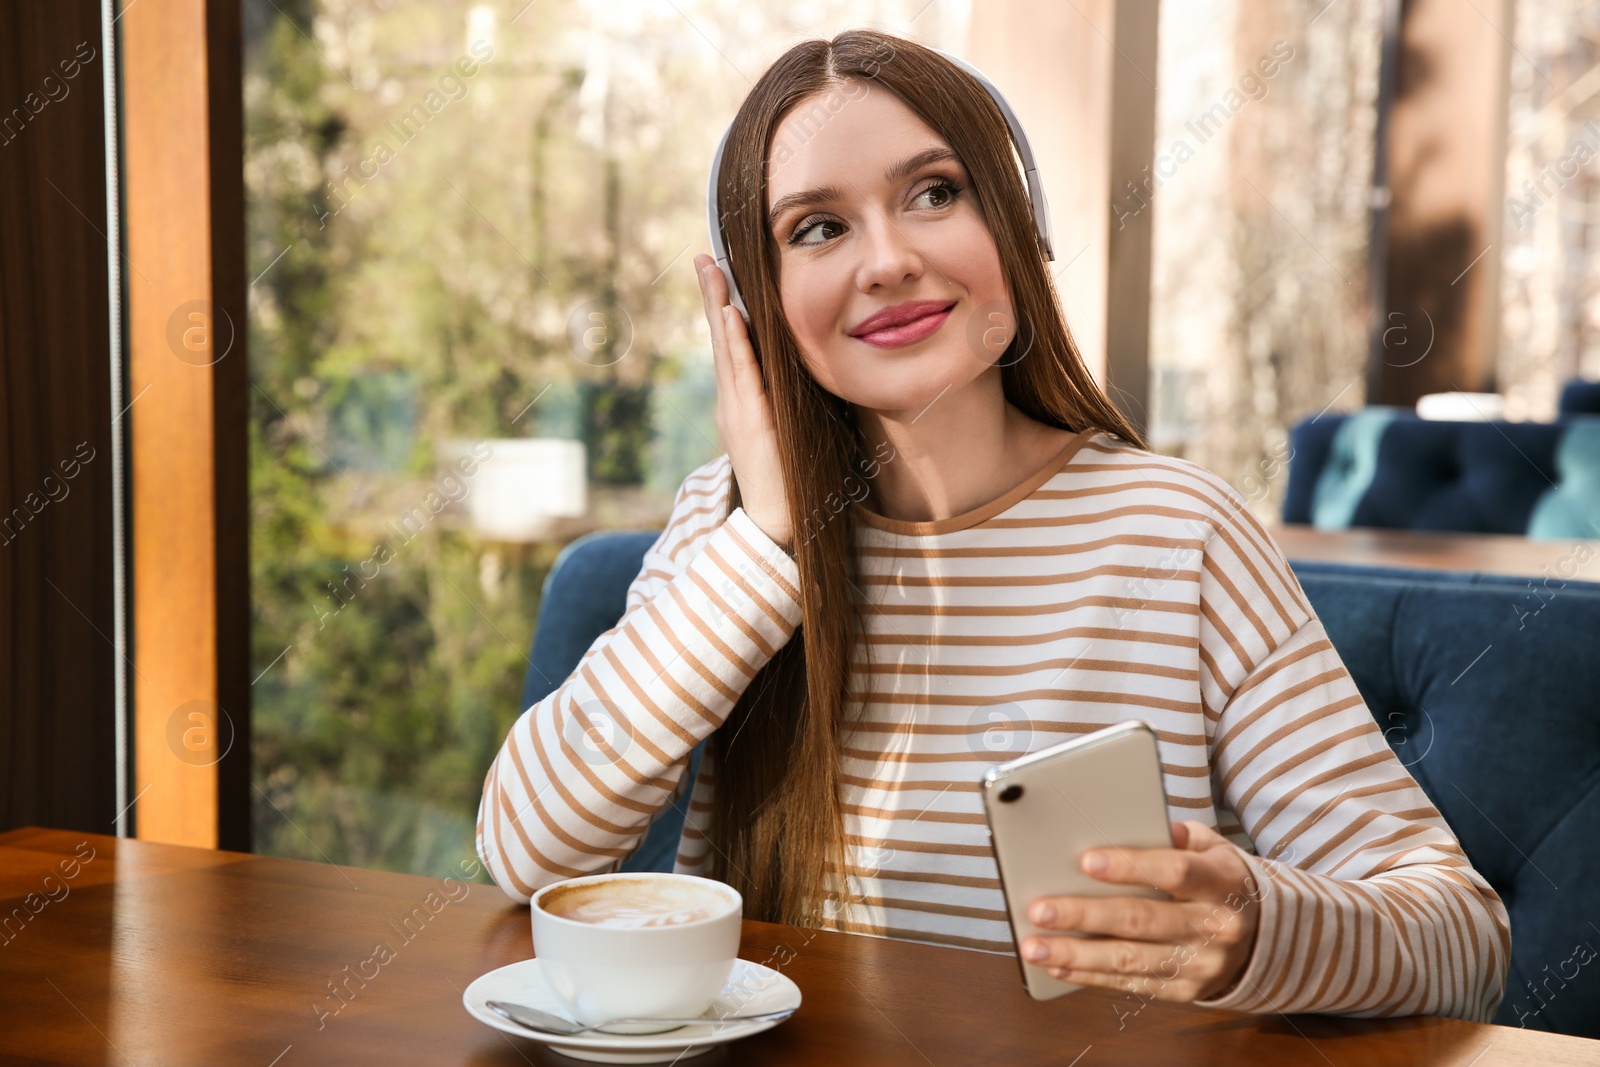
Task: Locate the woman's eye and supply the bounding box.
[785,180,963,247]
[913,180,962,209]
[789,218,844,247]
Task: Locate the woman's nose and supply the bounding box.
[854,214,925,292]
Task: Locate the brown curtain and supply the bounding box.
[0,1,121,835]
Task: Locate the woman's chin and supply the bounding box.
[833,383,970,420]
[831,355,985,414]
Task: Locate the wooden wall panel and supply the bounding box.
[1371,0,1513,405]
[122,0,250,850]
[1102,0,1160,436]
[970,0,1114,382]
[968,0,1160,435]
[0,3,120,834]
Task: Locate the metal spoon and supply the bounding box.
[486,999,797,1037]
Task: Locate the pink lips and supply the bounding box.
[850,302,957,349]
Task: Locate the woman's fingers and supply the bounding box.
[1028,894,1201,942]
[699,258,761,397]
[1020,931,1178,974]
[1172,819,1230,852]
[694,255,733,397]
[1020,919,1238,1002]
[720,301,763,396]
[1018,824,1264,1006]
[695,255,761,407]
[690,252,791,549]
[1077,834,1248,904]
[1083,846,1212,899]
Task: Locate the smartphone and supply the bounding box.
[980,719,1175,1000]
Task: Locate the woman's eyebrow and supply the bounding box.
[766,146,960,230]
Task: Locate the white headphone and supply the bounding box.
[704,46,1056,326]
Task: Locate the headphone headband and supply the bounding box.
[705,45,1055,325]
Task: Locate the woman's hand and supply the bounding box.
[1020,820,1261,1003]
[693,253,792,552]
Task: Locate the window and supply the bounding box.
[243,0,971,876]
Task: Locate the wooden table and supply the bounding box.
[3,828,1597,1066]
[1269,522,1600,582]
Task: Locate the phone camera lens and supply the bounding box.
[998,784,1024,803]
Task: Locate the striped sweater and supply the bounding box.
[476,428,1511,1021]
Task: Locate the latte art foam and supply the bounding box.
[540,878,731,928]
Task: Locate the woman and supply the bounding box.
[477,29,1509,1020]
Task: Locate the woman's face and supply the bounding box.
[764,79,1015,418]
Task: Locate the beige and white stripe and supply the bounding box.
[477,429,1510,1022]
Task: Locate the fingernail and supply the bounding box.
[1032,902,1057,925]
[1024,940,1049,962]
[1084,852,1108,874]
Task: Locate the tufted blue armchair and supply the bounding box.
[1291,560,1600,1035]
[1560,378,1600,417]
[522,532,1600,1036]
[520,529,706,876]
[1283,409,1600,539]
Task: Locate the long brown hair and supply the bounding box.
[708,29,1146,927]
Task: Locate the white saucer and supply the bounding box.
[461,957,801,1064]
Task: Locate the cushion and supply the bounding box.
[1283,411,1600,537]
[1559,378,1600,416]
[1296,565,1600,1035]
[1528,420,1600,540]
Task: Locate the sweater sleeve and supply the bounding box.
[1191,498,1511,1021]
[475,456,803,902]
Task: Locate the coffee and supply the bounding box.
[532,872,744,1027]
[540,876,731,929]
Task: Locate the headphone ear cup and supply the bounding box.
[716,259,754,331]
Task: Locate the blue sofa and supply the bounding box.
[520,533,1600,1036]
[1561,378,1600,416]
[1283,408,1600,538]
[521,530,703,875]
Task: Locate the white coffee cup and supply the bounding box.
[530,872,742,1030]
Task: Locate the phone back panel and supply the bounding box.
[980,720,1174,1000]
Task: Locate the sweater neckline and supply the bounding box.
[851,427,1099,536]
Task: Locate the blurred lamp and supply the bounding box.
[1415,392,1504,422]
[456,438,586,542]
